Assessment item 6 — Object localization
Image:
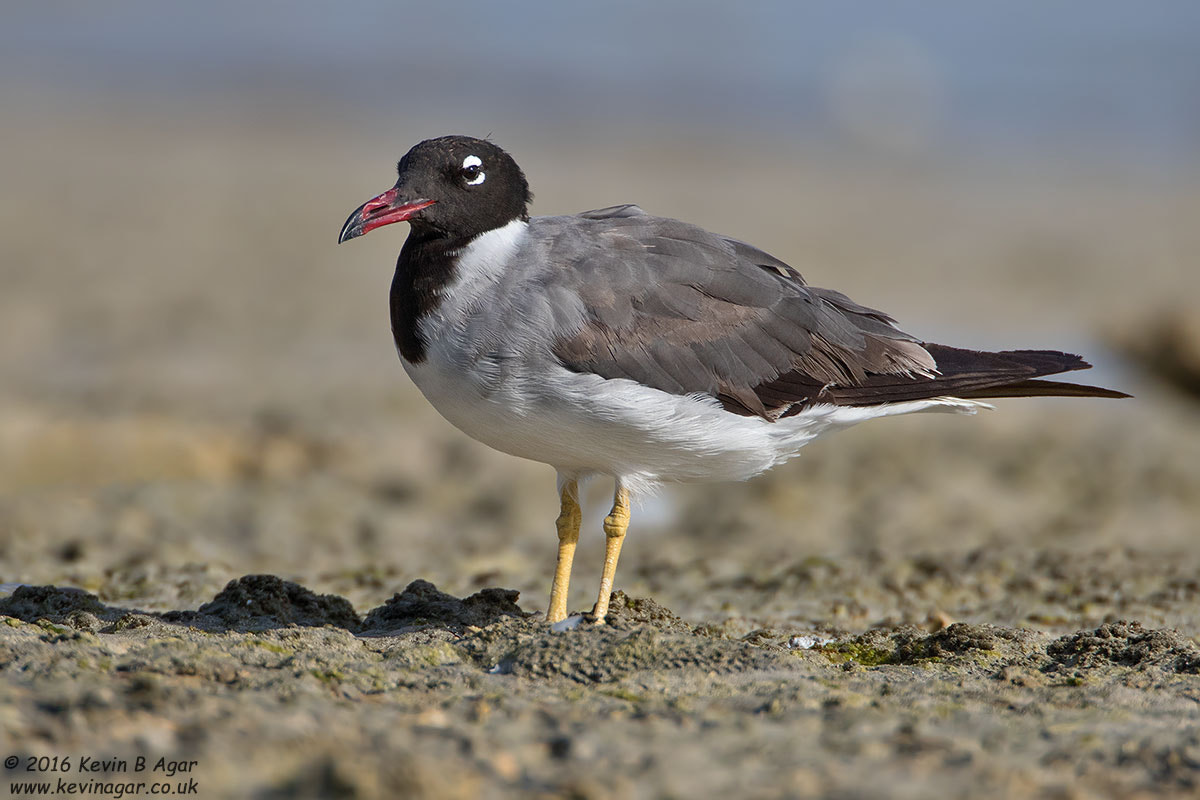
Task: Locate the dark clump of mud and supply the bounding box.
[1047,620,1200,674]
[892,623,1037,664]
[361,578,525,633]
[0,584,110,623]
[164,574,361,632]
[818,623,1042,669]
[599,590,694,634]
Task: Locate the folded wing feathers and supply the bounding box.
[549,212,1122,417]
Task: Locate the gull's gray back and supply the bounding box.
[491,205,935,419]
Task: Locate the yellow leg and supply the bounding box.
[546,480,581,623]
[591,486,631,624]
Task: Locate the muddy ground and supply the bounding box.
[2,104,1199,799]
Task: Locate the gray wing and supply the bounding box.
[543,207,938,419]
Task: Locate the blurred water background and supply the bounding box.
[5,1,1197,167]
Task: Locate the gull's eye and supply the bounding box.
[460,155,485,186]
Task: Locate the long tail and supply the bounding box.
[825,344,1130,406]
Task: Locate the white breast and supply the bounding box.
[400,219,541,452]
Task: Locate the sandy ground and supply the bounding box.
[2,103,1200,798]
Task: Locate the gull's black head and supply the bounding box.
[338,135,532,244]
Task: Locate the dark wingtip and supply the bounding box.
[1000,349,1092,373]
[955,378,1131,400]
[819,344,1131,406]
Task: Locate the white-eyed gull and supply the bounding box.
[338,135,1127,624]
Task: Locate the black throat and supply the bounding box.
[389,227,470,364]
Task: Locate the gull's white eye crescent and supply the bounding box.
[460,155,485,186]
